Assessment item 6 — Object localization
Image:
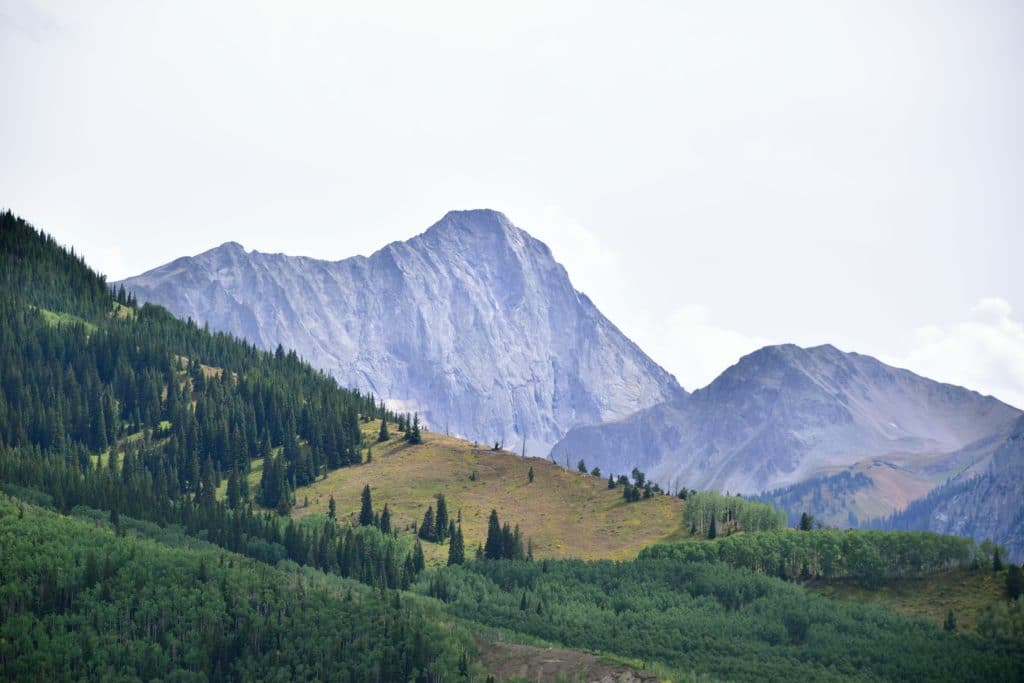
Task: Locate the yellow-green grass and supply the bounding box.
[32,306,97,331]
[290,421,689,566]
[810,568,1008,631]
[89,450,125,469]
[110,301,136,320]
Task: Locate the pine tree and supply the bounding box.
[799,512,814,531]
[407,413,422,444]
[380,503,391,535]
[436,494,449,542]
[484,509,503,560]
[378,417,389,442]
[577,459,587,473]
[276,481,293,515]
[419,506,436,542]
[226,466,241,509]
[327,495,336,521]
[528,466,534,483]
[993,548,1004,572]
[708,516,717,539]
[944,609,957,631]
[412,539,426,572]
[1006,564,1023,600]
[520,591,528,611]
[358,484,374,526]
[447,524,465,566]
[607,474,615,489]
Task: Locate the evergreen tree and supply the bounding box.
[226,466,241,509]
[380,503,391,535]
[378,417,389,442]
[1005,564,1023,600]
[944,609,957,631]
[447,523,465,566]
[436,494,449,542]
[528,466,534,483]
[275,482,293,516]
[708,516,717,540]
[328,495,337,521]
[407,413,422,444]
[993,548,1004,572]
[412,539,426,573]
[799,512,814,531]
[607,474,615,489]
[419,506,436,542]
[577,459,587,473]
[484,509,503,560]
[359,485,374,526]
[591,467,601,477]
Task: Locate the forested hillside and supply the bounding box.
[0,497,472,681]
[2,211,1022,682]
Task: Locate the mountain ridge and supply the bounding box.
[553,342,1021,499]
[118,209,685,454]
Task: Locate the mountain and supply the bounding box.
[873,415,1024,562]
[552,344,1021,507]
[117,209,684,453]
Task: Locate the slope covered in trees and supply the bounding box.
[0,496,472,681]
[416,557,1024,682]
[641,529,983,587]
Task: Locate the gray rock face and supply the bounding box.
[878,416,1024,562]
[552,344,1022,495]
[118,209,685,453]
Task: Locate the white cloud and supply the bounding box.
[509,206,624,309]
[894,298,1024,409]
[639,304,773,391]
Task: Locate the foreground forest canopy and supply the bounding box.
[1,210,1022,681]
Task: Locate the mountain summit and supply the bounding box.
[552,343,1021,499]
[118,210,685,452]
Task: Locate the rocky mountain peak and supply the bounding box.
[117,211,683,454]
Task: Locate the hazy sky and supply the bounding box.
[3,1,1022,407]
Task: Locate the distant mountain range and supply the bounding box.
[869,414,1024,562]
[118,209,684,454]
[120,211,1023,559]
[553,343,1020,492]
[552,343,1022,557]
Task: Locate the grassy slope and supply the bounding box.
[291,421,689,565]
[810,568,1008,631]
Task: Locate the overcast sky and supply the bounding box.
[3,1,1022,407]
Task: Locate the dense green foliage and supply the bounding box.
[0,214,421,592]
[417,558,1024,681]
[756,470,873,527]
[0,211,112,320]
[682,491,787,536]
[642,528,982,586]
[0,498,472,681]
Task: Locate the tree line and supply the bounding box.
[641,528,987,586]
